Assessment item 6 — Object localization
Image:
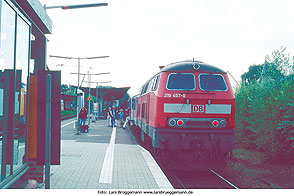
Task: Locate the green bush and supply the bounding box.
[235,78,294,162]
[235,47,294,162]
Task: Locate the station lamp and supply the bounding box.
[44,3,108,10]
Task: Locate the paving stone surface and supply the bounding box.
[49,119,173,189]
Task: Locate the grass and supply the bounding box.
[233,148,267,164]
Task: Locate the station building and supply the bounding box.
[0,0,130,189]
[0,0,55,188]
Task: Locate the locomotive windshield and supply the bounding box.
[166,73,196,90]
[199,74,228,91]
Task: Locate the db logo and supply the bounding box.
[192,105,204,113]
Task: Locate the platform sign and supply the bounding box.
[93,103,98,111]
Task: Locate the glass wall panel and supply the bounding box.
[0,0,16,70]
[0,0,16,181]
[14,15,30,172]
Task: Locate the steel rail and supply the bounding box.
[210,170,239,189]
[174,175,186,189]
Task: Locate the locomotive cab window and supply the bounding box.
[166,73,196,90]
[199,74,228,91]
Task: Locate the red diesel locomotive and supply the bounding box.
[129,60,235,170]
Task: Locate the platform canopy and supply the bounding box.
[77,86,130,101]
[14,0,52,34]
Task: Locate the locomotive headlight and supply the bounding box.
[212,120,219,127]
[177,119,184,126]
[168,119,177,127]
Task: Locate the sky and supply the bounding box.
[39,0,294,95]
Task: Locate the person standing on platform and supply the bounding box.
[110,106,116,127]
[117,109,124,127]
[123,107,131,129]
[107,107,111,127]
[79,107,87,129]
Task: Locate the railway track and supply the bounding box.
[130,125,240,189]
[170,169,239,189]
[155,159,239,189]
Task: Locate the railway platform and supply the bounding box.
[47,119,173,189]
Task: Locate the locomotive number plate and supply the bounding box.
[164,93,186,98]
[192,105,205,113]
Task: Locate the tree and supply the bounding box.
[236,46,294,162]
[61,84,69,93]
[266,46,294,76]
[242,47,292,84]
[65,85,77,95]
[241,64,263,84]
[260,46,293,82]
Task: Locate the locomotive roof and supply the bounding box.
[160,60,226,73]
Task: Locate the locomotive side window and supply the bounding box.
[139,86,144,96]
[140,81,151,96]
[141,103,145,118]
[131,98,136,110]
[199,74,228,91]
[137,104,140,117]
[166,73,196,90]
[152,75,160,91]
[146,80,153,93]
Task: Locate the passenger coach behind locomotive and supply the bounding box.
[129,60,235,170]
